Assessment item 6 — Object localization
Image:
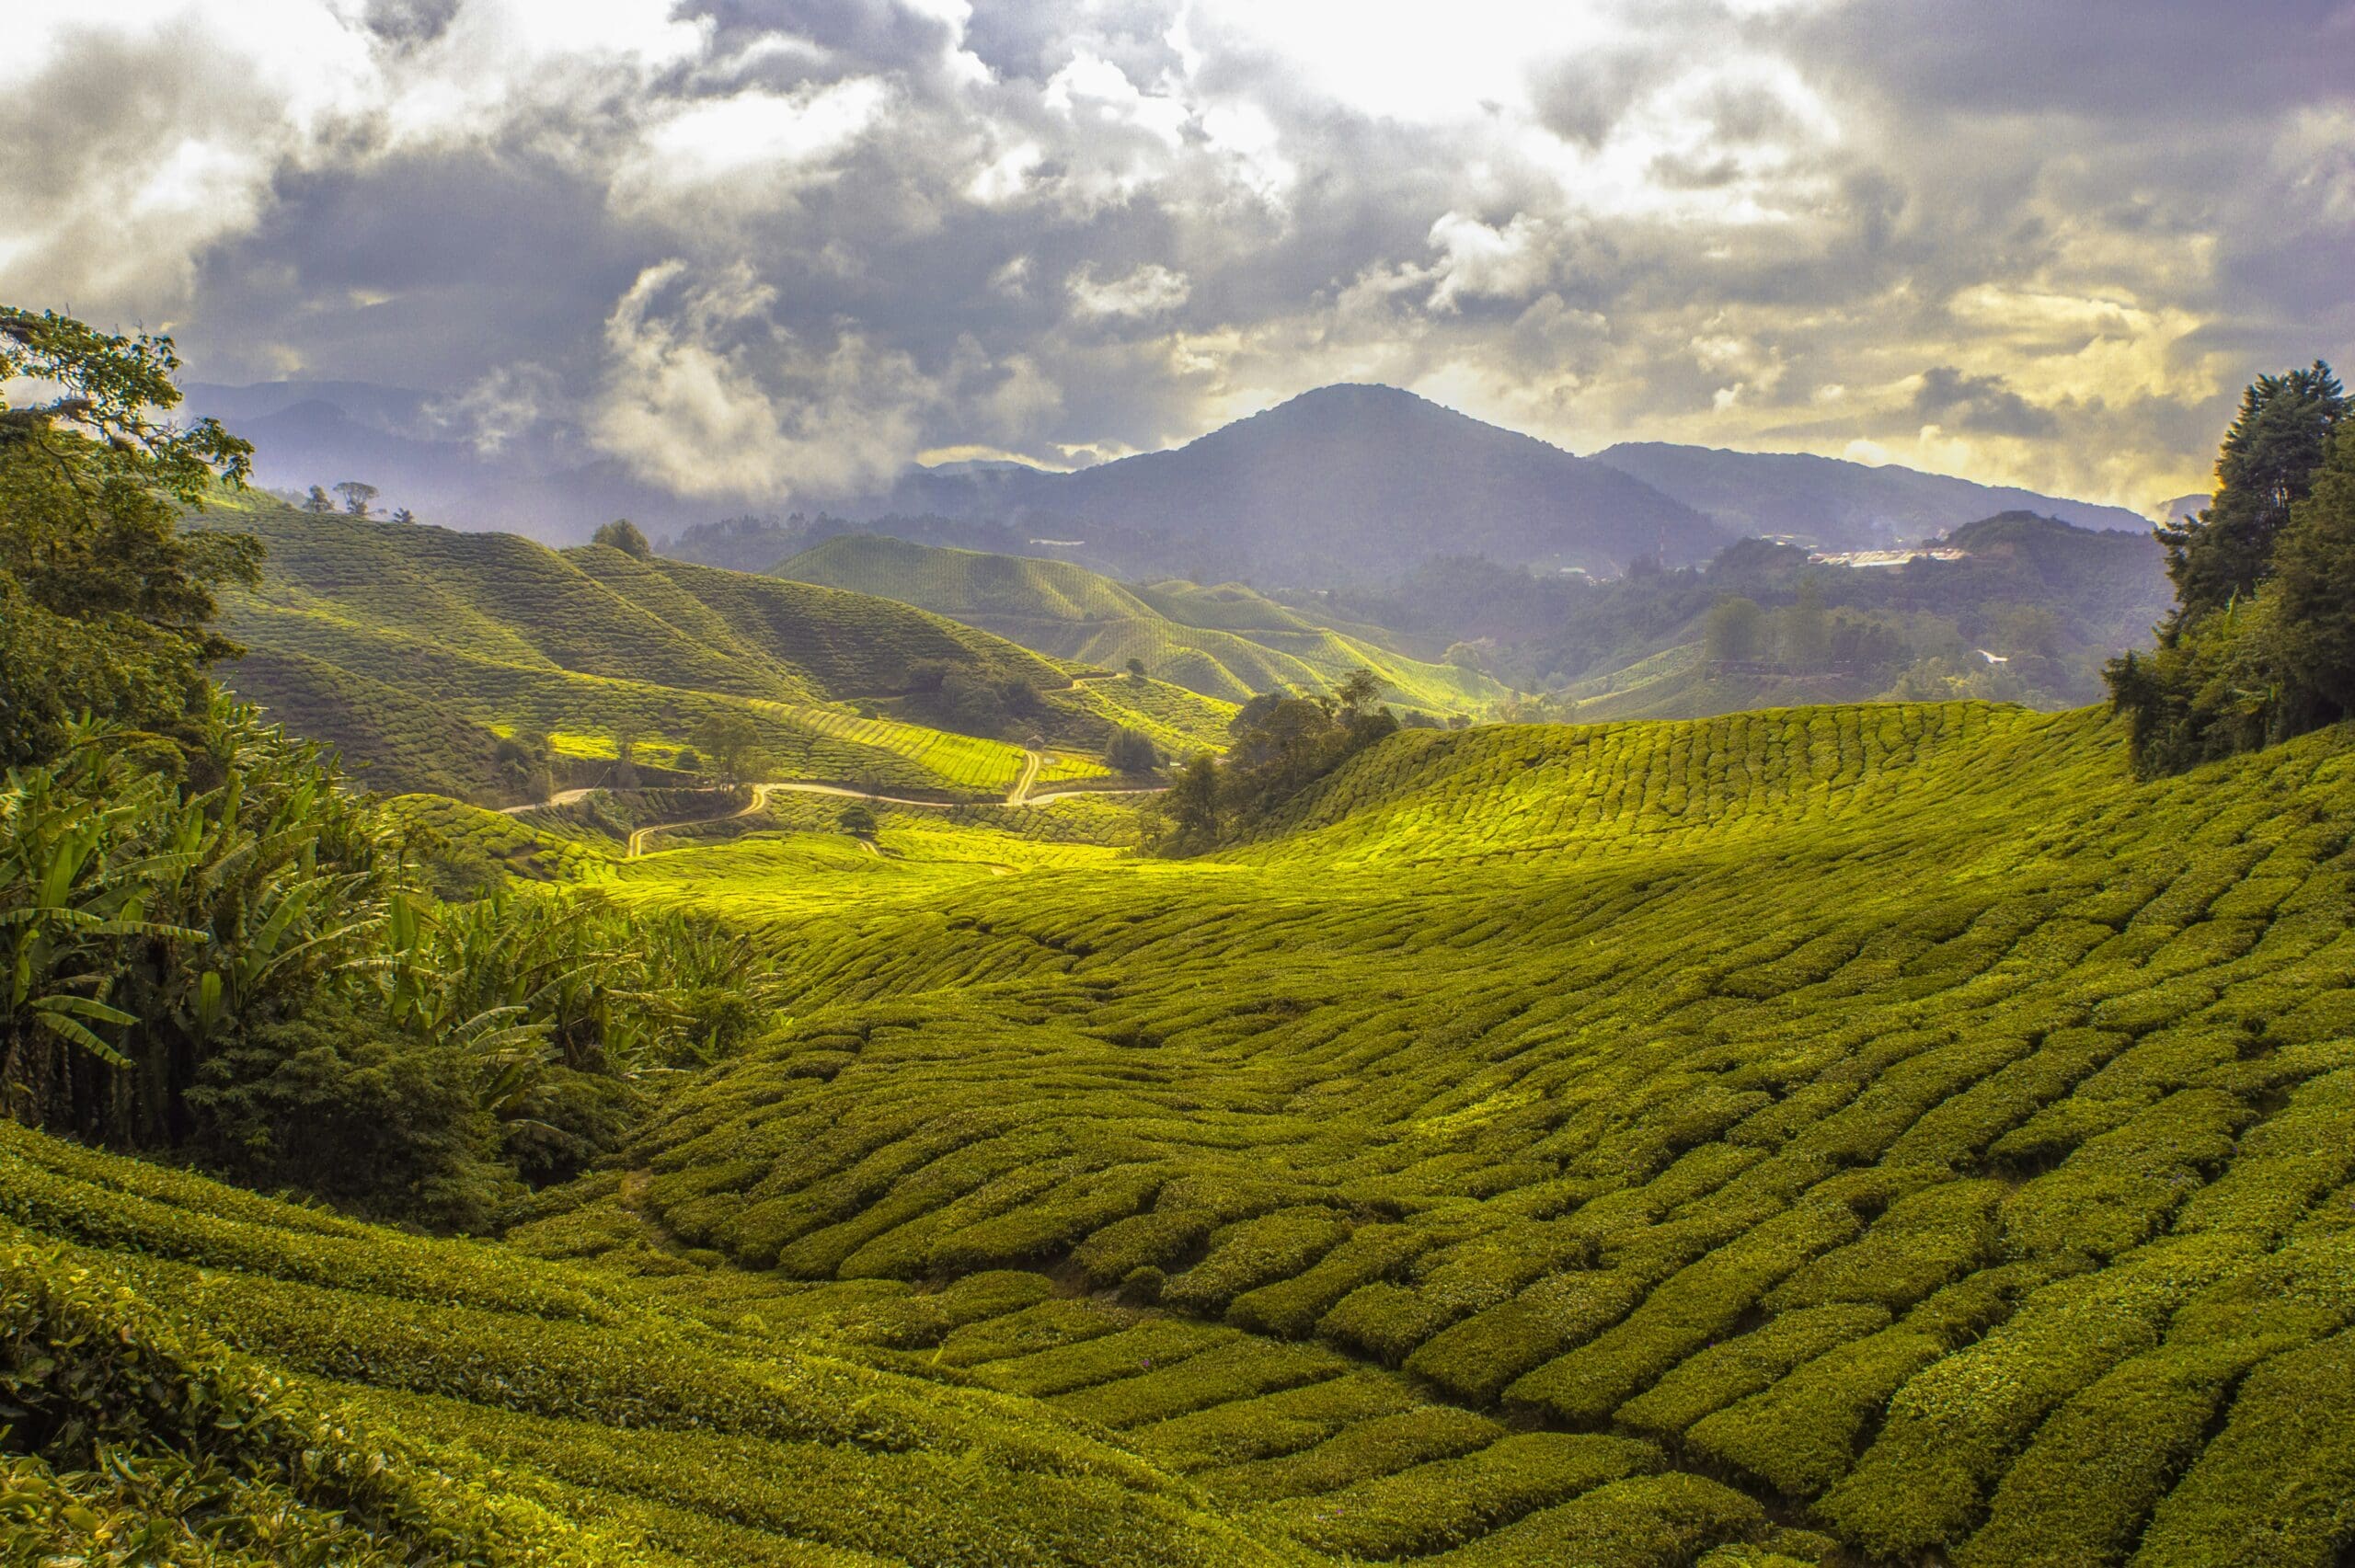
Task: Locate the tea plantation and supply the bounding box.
[11,699,2355,1563]
[202,500,1203,802]
[778,534,1508,716]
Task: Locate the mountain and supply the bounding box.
[775,532,1512,713]
[205,496,1226,802]
[1597,441,2153,547]
[870,384,1725,583]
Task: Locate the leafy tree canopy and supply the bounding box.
[2108,361,2352,774]
[592,518,652,558]
[2157,362,2347,625]
[0,306,263,767]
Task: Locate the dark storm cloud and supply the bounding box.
[1912,367,2060,439]
[4,0,2349,510]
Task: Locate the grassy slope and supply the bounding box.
[776,534,1508,715]
[566,702,2355,1566]
[17,701,2355,1565]
[207,501,1128,802]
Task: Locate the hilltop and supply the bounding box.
[205,498,1230,803]
[776,532,1511,713]
[883,384,1722,583]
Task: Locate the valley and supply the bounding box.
[6,302,2352,1568]
[12,699,2355,1564]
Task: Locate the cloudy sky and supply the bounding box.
[6,0,2351,512]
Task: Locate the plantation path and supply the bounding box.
[500,744,1166,859]
[496,787,594,816]
[620,765,1163,858]
[1007,749,1044,805]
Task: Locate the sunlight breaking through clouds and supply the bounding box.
[0,0,2347,511]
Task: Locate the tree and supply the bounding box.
[1107,727,1158,774]
[2108,361,2350,774]
[1152,752,1222,853]
[304,486,334,514]
[1776,578,1832,671]
[839,803,879,837]
[0,305,261,766]
[1443,639,1494,674]
[391,507,417,525]
[333,481,377,517]
[1994,604,2063,660]
[492,729,554,804]
[1334,666,1383,715]
[1126,657,1148,680]
[2261,427,2355,738]
[692,713,764,784]
[592,519,651,558]
[1703,596,1765,663]
[2156,363,2346,626]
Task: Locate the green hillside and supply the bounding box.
[16,693,2355,1564]
[775,533,1510,715]
[13,698,2355,1563]
[204,500,1211,803]
[571,703,2355,1564]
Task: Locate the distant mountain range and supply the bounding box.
[1596,442,2154,544]
[184,377,2162,584]
[870,384,1724,584]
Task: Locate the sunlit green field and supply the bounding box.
[779,534,1510,717]
[14,698,2355,1565]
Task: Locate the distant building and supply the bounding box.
[1808,546,1969,569]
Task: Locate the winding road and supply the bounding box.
[601,750,1165,860]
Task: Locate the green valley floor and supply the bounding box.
[11,699,2355,1566]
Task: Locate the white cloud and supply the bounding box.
[611,79,891,221]
[1427,212,1558,312]
[1044,50,1189,146]
[1068,263,1193,320]
[588,259,939,501]
[377,0,710,151]
[426,362,564,455]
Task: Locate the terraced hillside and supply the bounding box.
[776,534,1509,715]
[204,499,1208,802]
[14,700,2355,1564]
[540,702,2355,1566]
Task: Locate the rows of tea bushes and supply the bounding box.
[212,501,1148,802]
[775,532,1508,717]
[546,702,2355,1565]
[0,1123,1314,1565]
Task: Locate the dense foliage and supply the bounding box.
[0,306,259,767]
[2108,363,2353,773]
[544,701,2355,1563]
[0,307,797,1230]
[0,700,785,1227]
[1316,509,2168,715]
[1146,668,1396,853]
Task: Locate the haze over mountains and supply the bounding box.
[187,378,2163,589]
[1598,442,2154,543]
